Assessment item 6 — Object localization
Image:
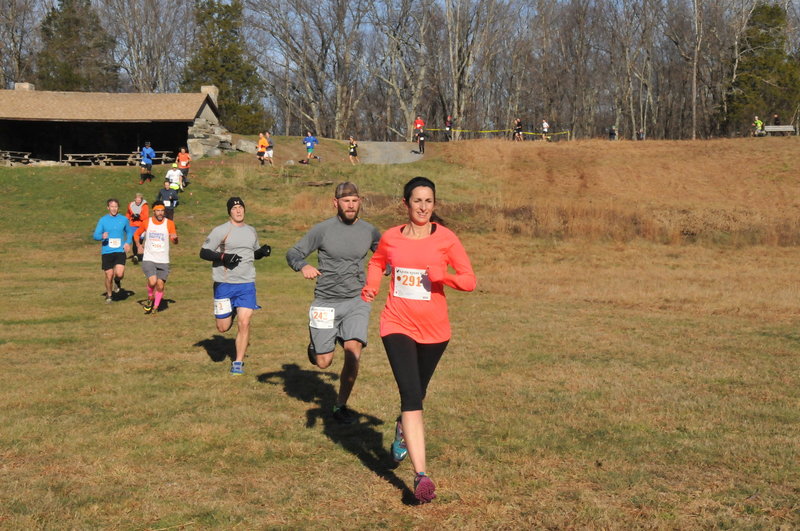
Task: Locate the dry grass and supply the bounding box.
[0,138,799,528]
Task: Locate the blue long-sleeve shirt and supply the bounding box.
[93,214,133,254]
[303,135,318,149]
[141,146,156,164]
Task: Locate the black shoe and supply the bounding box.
[307,343,317,366]
[113,278,121,294]
[332,405,357,425]
[131,255,139,265]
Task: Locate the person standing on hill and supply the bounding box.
[301,131,320,164]
[200,197,272,375]
[413,115,425,140]
[513,118,523,141]
[176,147,192,186]
[286,182,381,424]
[541,119,550,140]
[139,141,156,184]
[126,193,149,264]
[444,115,453,142]
[362,176,476,504]
[134,201,178,314]
[93,198,133,303]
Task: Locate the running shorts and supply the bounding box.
[265,148,273,158]
[141,261,170,281]
[101,252,126,270]
[308,295,371,354]
[213,281,260,319]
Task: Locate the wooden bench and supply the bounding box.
[65,151,175,166]
[64,153,100,165]
[763,125,795,135]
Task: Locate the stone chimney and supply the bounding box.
[14,82,35,91]
[200,85,218,105]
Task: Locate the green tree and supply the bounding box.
[35,0,119,91]
[182,0,270,134]
[724,2,800,134]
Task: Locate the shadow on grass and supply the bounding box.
[194,334,235,363]
[258,363,416,505]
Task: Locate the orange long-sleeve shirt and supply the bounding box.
[365,224,476,343]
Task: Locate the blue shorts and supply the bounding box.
[213,282,261,319]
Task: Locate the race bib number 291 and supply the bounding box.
[394,267,431,301]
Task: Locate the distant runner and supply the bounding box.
[200,197,272,375]
[286,182,381,424]
[139,141,156,184]
[176,147,192,186]
[301,131,320,164]
[348,136,360,165]
[134,201,178,314]
[126,193,148,264]
[93,198,133,303]
[257,132,268,166]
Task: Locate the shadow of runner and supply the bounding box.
[258,363,416,505]
[194,334,235,362]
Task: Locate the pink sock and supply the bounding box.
[148,286,154,298]
[154,291,163,309]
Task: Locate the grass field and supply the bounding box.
[1,137,799,529]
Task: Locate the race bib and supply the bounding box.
[214,298,232,317]
[150,239,165,250]
[163,200,171,207]
[108,238,121,248]
[309,306,335,329]
[306,142,312,147]
[179,161,188,167]
[393,267,431,301]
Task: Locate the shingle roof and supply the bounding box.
[0,90,218,122]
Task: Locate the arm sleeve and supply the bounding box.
[92,218,105,241]
[442,235,476,292]
[200,248,221,262]
[251,227,260,251]
[200,226,224,260]
[141,204,149,219]
[166,219,177,235]
[285,225,323,271]
[365,237,388,293]
[124,219,134,245]
[370,227,382,252]
[134,219,148,243]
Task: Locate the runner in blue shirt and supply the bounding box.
[139,141,157,184]
[93,198,134,303]
[301,131,320,164]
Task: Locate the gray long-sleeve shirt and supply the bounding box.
[202,221,260,283]
[286,216,381,300]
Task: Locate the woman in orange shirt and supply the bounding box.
[362,176,476,504]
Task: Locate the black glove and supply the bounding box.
[222,253,242,269]
[254,244,271,259]
[131,214,140,221]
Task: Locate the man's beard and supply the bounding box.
[338,208,359,225]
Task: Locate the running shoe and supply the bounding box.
[143,300,154,314]
[105,295,113,304]
[332,404,357,424]
[131,255,139,265]
[392,420,408,462]
[230,361,244,375]
[413,473,436,504]
[113,278,121,294]
[307,343,317,366]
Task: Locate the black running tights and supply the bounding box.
[382,334,448,412]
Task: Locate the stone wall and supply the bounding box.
[187,118,260,157]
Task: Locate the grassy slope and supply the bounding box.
[0,137,798,529]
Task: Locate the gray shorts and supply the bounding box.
[141,261,170,281]
[308,295,371,354]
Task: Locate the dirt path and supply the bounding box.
[359,141,423,164]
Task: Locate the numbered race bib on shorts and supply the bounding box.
[309,306,335,329]
[108,238,121,248]
[214,298,232,317]
[394,267,431,301]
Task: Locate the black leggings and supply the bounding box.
[382,334,448,412]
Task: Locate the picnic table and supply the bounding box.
[64,151,174,166]
[0,150,32,164]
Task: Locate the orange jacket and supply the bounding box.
[365,224,476,343]
[126,202,149,228]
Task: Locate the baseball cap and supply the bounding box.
[172,163,178,168]
[227,197,245,214]
[335,182,359,199]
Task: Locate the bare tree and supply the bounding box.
[96,0,195,92]
[0,0,42,88]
